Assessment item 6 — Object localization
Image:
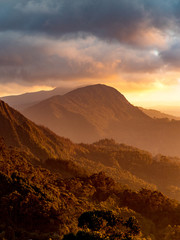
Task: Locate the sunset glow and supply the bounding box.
[0,0,180,114]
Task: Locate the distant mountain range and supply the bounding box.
[139,107,180,120]
[21,84,180,157]
[0,86,75,110]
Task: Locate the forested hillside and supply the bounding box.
[1,100,180,239]
[0,100,82,161]
[1,139,180,240]
[77,139,180,200]
[1,98,180,201]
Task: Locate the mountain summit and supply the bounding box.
[23,84,149,142]
[22,84,180,157]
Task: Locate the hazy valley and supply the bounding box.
[1,85,180,239]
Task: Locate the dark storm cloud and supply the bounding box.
[0,0,180,91]
[161,43,180,69]
[0,32,164,85]
[0,34,117,84]
[0,0,178,45]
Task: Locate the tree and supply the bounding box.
[63,210,141,240]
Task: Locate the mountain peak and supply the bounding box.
[23,83,148,144]
[65,84,129,104]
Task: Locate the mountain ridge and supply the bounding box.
[139,106,180,120]
[0,99,80,161]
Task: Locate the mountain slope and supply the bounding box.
[78,139,180,201]
[0,100,79,161]
[23,84,150,142]
[23,84,180,157]
[1,101,180,201]
[0,100,160,194]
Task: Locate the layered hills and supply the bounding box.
[1,100,180,201]
[23,84,180,157]
[0,100,154,192]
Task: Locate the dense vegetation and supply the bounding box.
[0,100,81,161]
[77,139,180,200]
[63,210,141,240]
[1,139,180,239]
[2,99,180,239]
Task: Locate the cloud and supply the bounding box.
[0,0,180,97]
[0,0,178,47]
[15,0,60,14]
[0,31,166,86]
[160,42,180,69]
[0,33,118,84]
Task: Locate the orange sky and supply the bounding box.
[0,0,180,113]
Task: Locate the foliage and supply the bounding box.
[1,134,180,239]
[64,210,140,240]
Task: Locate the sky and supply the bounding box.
[0,0,180,109]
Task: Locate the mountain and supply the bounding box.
[0,86,75,110]
[3,94,180,200]
[23,84,180,157]
[0,99,157,193]
[0,100,80,161]
[153,105,180,118]
[1,99,180,198]
[139,107,180,120]
[23,84,150,142]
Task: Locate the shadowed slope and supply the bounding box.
[0,100,79,161]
